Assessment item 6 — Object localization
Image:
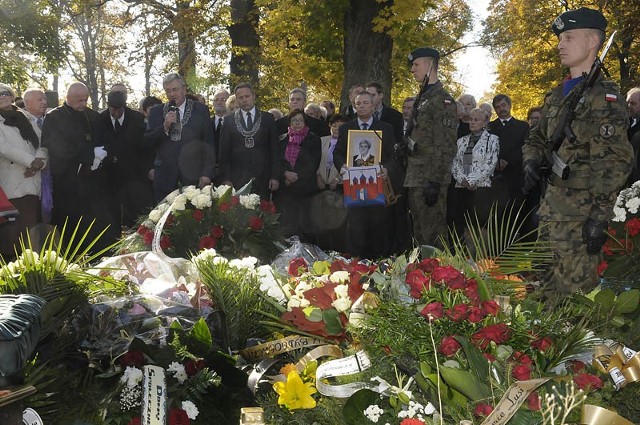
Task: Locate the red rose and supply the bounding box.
[418,258,439,273]
[467,306,485,323]
[527,392,541,411]
[128,418,142,425]
[625,217,640,237]
[464,279,479,303]
[185,359,206,376]
[531,336,553,353]
[439,336,462,357]
[160,235,172,250]
[483,353,496,362]
[512,364,531,380]
[602,243,614,257]
[420,302,444,321]
[472,324,511,349]
[142,229,154,245]
[219,202,230,212]
[248,215,263,231]
[473,403,494,417]
[168,408,190,425]
[511,351,532,365]
[165,213,175,226]
[137,225,148,236]
[431,265,463,286]
[198,236,217,250]
[119,350,145,367]
[573,373,603,391]
[406,269,431,298]
[481,300,500,316]
[210,225,224,238]
[567,360,586,373]
[288,258,308,277]
[445,304,469,322]
[231,195,240,206]
[597,260,608,276]
[192,210,204,222]
[400,419,425,425]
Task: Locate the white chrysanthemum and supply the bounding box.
[168,362,188,383]
[192,193,212,209]
[332,297,352,313]
[612,206,627,223]
[193,248,218,262]
[334,284,349,299]
[626,197,640,214]
[181,400,199,419]
[148,208,162,223]
[171,194,188,211]
[364,404,384,423]
[329,270,349,283]
[239,194,260,210]
[120,366,143,388]
[213,184,233,199]
[229,256,258,270]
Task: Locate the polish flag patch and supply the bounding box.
[605,93,617,102]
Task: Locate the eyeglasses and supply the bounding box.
[0,91,12,97]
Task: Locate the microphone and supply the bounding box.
[168,100,178,131]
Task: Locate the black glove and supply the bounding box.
[423,181,440,206]
[523,160,541,193]
[582,218,608,255]
[394,142,410,161]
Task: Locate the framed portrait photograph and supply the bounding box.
[346,129,382,167]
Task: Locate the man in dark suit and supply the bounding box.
[143,73,214,202]
[341,84,365,120]
[487,94,531,228]
[276,88,329,138]
[100,90,153,228]
[218,82,280,199]
[333,91,401,259]
[366,81,410,252]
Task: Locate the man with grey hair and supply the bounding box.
[143,72,214,202]
[276,87,329,137]
[42,82,119,253]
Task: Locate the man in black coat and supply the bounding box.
[218,82,280,199]
[100,90,154,227]
[276,88,329,139]
[143,73,214,202]
[487,94,531,227]
[41,82,118,253]
[333,92,401,259]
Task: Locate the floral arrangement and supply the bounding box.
[124,184,281,262]
[601,181,640,285]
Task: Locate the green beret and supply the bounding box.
[408,47,440,64]
[552,7,607,36]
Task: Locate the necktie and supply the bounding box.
[215,117,222,141]
[217,117,223,129]
[36,117,44,130]
[374,110,380,121]
[361,122,369,130]
[246,112,253,129]
[114,119,122,132]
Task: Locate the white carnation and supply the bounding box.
[239,194,260,210]
[181,400,199,420]
[168,362,188,383]
[612,206,627,223]
[120,366,143,388]
[625,197,640,214]
[192,193,213,209]
[334,284,349,299]
[332,297,352,313]
[329,270,349,283]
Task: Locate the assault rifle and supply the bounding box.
[544,31,617,183]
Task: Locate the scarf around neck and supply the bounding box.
[0,106,39,148]
[285,126,309,169]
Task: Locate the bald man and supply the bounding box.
[41,82,119,253]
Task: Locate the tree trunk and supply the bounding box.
[340,0,394,110]
[175,0,197,82]
[228,0,260,90]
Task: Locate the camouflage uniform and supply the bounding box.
[404,81,458,247]
[523,77,633,294]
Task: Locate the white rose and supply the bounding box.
[148,209,162,223]
[331,297,352,313]
[171,194,188,211]
[329,271,350,283]
[165,190,179,204]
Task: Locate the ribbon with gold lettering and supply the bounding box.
[238,335,325,362]
[480,378,551,425]
[593,343,640,390]
[581,404,634,425]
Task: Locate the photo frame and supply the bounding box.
[346,129,382,168]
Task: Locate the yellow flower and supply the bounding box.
[273,370,317,410]
[279,363,297,376]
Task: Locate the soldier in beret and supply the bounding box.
[404,47,459,248]
[522,7,633,295]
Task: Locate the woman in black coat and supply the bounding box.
[274,109,321,240]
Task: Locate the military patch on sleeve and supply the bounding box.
[599,122,615,138]
[443,117,452,127]
[605,93,617,102]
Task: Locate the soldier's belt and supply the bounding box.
[548,172,589,189]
